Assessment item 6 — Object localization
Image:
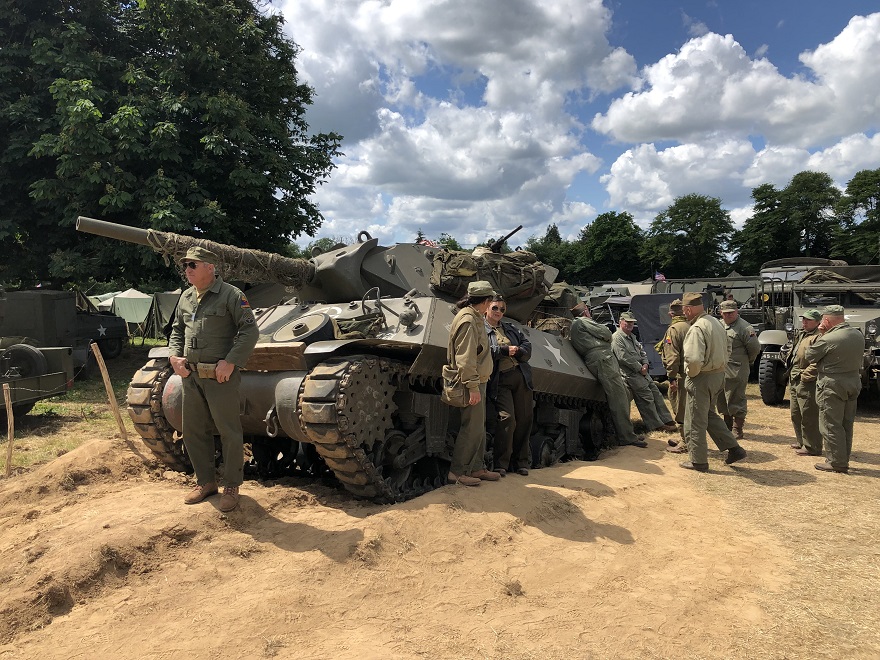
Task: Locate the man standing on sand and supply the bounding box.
[805,305,864,474]
[659,299,689,453]
[569,303,648,453]
[169,247,259,511]
[611,312,678,433]
[787,310,823,457]
[679,292,747,472]
[715,300,761,439]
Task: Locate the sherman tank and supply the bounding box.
[76,216,612,502]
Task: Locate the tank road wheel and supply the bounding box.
[127,358,190,471]
[299,355,408,503]
[530,433,554,469]
[758,354,787,405]
[250,437,299,479]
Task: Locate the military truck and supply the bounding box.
[755,259,880,404]
[0,289,74,417]
[0,289,128,376]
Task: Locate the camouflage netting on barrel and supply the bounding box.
[532,316,573,338]
[430,249,548,304]
[145,230,312,289]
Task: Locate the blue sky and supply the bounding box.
[272,1,880,249]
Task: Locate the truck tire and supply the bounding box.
[2,344,49,379]
[97,337,124,359]
[759,353,787,405]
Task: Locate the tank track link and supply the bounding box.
[127,357,190,472]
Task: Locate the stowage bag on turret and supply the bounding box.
[430,249,547,302]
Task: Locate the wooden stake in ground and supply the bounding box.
[4,383,13,477]
[91,343,128,442]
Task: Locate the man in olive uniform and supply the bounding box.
[715,300,761,439]
[659,299,690,452]
[611,312,677,433]
[569,303,648,453]
[805,305,864,474]
[679,292,747,471]
[169,247,259,511]
[787,310,823,456]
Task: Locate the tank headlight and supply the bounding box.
[785,320,794,332]
[868,320,878,336]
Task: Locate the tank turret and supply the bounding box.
[79,217,612,503]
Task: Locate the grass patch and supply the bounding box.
[0,339,163,473]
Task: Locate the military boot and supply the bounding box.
[723,415,733,431]
[733,416,745,439]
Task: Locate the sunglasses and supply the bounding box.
[184,261,199,270]
[490,305,506,312]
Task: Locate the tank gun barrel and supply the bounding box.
[76,216,314,288]
[488,224,523,253]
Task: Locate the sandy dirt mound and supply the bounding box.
[0,389,878,659]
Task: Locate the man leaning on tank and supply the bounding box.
[169,247,259,511]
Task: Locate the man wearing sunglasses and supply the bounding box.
[169,246,259,511]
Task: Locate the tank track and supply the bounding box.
[299,355,444,503]
[127,358,190,472]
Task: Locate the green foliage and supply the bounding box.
[640,194,734,278]
[832,168,880,264]
[0,0,341,289]
[578,212,646,282]
[781,171,840,257]
[438,232,463,251]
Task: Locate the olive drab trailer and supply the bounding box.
[77,217,614,502]
[0,289,74,418]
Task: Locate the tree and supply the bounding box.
[731,184,795,273]
[578,211,645,282]
[780,171,840,258]
[832,168,880,264]
[438,232,463,251]
[640,194,734,278]
[524,224,586,283]
[0,0,341,288]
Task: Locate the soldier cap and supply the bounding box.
[669,298,683,312]
[681,292,703,307]
[820,304,845,317]
[570,301,587,315]
[619,311,637,322]
[179,246,218,265]
[719,300,739,312]
[799,309,822,321]
[467,280,496,297]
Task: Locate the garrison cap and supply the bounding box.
[620,311,637,322]
[467,280,496,297]
[179,246,218,265]
[681,292,703,307]
[799,309,822,321]
[821,304,845,317]
[719,300,739,312]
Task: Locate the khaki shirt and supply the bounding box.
[790,328,820,385]
[805,323,864,376]
[448,306,492,390]
[724,316,761,367]
[611,329,648,377]
[684,312,730,378]
[169,277,259,367]
[661,316,689,380]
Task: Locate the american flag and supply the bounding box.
[654,272,666,281]
[418,239,439,247]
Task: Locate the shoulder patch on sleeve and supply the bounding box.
[240,295,251,309]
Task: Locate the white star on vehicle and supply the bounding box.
[544,341,566,365]
[97,324,107,336]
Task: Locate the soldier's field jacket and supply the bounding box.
[611,329,648,378]
[169,277,258,367]
[805,323,864,377]
[724,316,760,372]
[448,305,493,390]
[683,312,731,378]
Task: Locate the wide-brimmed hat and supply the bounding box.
[178,246,218,265]
[799,309,822,321]
[467,280,496,297]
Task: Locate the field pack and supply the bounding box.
[430,249,548,301]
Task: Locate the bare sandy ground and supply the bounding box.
[0,386,878,660]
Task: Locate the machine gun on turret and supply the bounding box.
[486,225,523,253]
